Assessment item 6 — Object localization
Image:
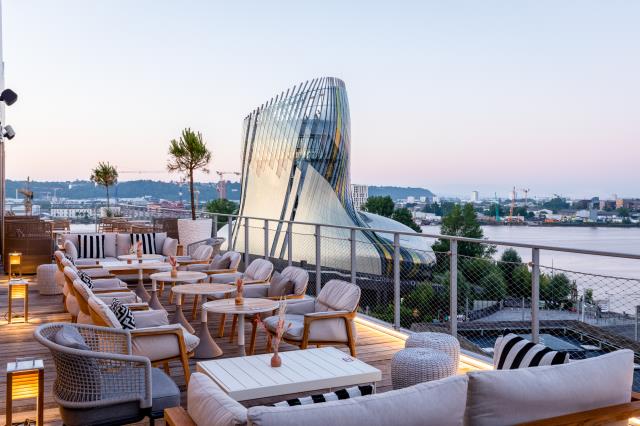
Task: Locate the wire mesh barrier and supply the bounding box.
[99,203,640,366]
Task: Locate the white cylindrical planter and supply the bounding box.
[177,218,213,250]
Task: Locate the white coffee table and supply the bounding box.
[196,347,382,401]
[117,254,165,263]
[102,261,171,302]
[171,283,236,359]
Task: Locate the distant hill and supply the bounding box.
[7,179,432,204]
[368,186,434,201]
[6,179,242,202]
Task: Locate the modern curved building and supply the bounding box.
[231,77,431,276]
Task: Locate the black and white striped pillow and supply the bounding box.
[274,385,374,407]
[109,298,136,330]
[64,254,76,265]
[130,233,157,255]
[77,270,94,289]
[77,234,106,259]
[494,331,569,370]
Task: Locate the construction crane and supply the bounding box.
[520,188,530,208]
[216,171,240,199]
[508,186,517,225]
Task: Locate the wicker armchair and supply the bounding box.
[34,323,180,426]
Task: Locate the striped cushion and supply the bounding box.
[77,271,94,289]
[130,233,157,255]
[494,332,569,370]
[110,298,135,330]
[274,385,374,407]
[64,254,76,265]
[77,235,106,259]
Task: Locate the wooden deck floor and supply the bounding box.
[0,278,480,425]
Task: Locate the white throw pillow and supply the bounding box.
[162,237,178,257]
[247,374,468,426]
[64,240,78,260]
[466,349,634,426]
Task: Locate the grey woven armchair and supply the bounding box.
[34,323,180,426]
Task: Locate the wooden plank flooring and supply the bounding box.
[0,276,481,425]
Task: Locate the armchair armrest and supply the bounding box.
[243,279,269,285]
[125,302,150,311]
[165,407,196,426]
[177,259,210,266]
[204,268,238,275]
[304,310,355,321]
[93,288,133,294]
[77,264,103,269]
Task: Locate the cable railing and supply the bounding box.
[62,202,640,363]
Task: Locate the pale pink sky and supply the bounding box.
[2,1,639,199]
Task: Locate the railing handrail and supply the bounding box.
[116,202,640,261]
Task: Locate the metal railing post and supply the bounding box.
[287,222,293,267]
[244,217,250,267]
[531,247,540,343]
[228,215,234,251]
[263,219,269,259]
[449,239,458,338]
[350,228,357,284]
[315,224,321,295]
[393,233,401,330]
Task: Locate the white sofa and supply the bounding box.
[166,349,634,426]
[62,232,178,263]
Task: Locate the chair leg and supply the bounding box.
[180,352,191,386]
[249,315,259,355]
[229,315,238,343]
[163,361,170,375]
[345,319,357,357]
[168,285,174,304]
[218,313,227,338]
[191,295,200,319]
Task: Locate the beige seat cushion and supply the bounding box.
[247,375,468,426]
[210,272,243,284]
[263,314,355,343]
[466,349,634,426]
[131,324,199,361]
[188,373,247,426]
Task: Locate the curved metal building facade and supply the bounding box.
[232,77,429,276]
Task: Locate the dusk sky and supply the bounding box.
[2,1,638,199]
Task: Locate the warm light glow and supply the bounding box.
[10,370,40,399]
[9,283,27,299]
[9,252,22,265]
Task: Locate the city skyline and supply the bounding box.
[2,1,639,197]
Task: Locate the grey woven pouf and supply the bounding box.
[406,332,460,368]
[391,348,455,389]
[37,264,62,295]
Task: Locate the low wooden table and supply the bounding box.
[196,347,382,401]
[149,271,207,311]
[203,298,279,356]
[171,283,236,359]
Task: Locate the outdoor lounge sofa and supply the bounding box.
[61,231,178,263]
[165,349,636,426]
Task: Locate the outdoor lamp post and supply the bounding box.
[8,279,29,324]
[6,358,44,426]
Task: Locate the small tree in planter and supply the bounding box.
[90,161,118,213]
[167,128,212,220]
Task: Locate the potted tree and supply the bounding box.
[90,161,119,217]
[168,128,213,248]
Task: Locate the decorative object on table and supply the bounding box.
[8,251,22,278]
[391,347,455,389]
[7,280,30,324]
[6,357,44,426]
[136,241,143,259]
[168,255,178,278]
[258,299,290,367]
[405,331,460,368]
[234,278,244,305]
[493,330,569,369]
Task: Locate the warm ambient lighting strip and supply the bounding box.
[355,315,494,371]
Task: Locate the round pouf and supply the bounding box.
[406,332,460,368]
[391,348,455,389]
[37,264,62,295]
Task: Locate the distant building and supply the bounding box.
[407,196,415,204]
[51,204,93,218]
[351,184,368,210]
[599,199,617,211]
[471,191,479,202]
[419,196,427,203]
[616,198,640,212]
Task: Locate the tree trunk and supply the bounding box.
[189,170,196,220]
[106,185,110,209]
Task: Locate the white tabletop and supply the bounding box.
[171,283,236,296]
[196,347,381,401]
[118,254,165,261]
[203,298,279,315]
[101,261,171,271]
[150,271,207,283]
